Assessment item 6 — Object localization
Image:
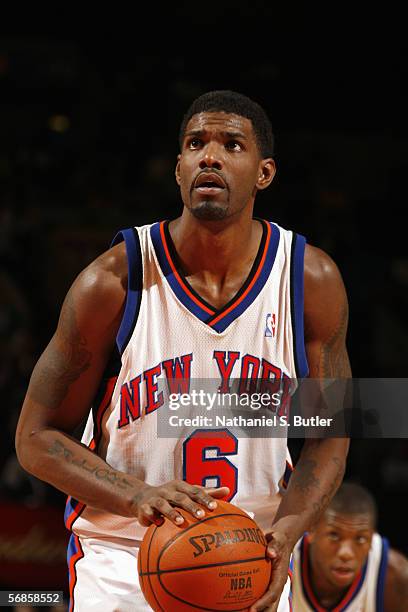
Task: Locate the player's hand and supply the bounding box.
[249,530,292,612]
[132,479,230,527]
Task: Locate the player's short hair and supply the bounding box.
[179,90,274,158]
[328,482,378,526]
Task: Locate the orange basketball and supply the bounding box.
[138,499,271,611]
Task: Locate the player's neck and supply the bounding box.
[169,211,261,277]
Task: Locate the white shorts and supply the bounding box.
[68,533,292,611]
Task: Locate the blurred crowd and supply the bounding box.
[0,41,407,597]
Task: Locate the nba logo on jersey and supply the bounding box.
[264,313,276,337]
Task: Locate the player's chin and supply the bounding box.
[189,200,229,221]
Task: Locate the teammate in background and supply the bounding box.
[292,481,408,611]
[15,90,350,611]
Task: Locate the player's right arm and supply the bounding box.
[15,243,227,526]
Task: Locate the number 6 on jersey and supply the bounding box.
[182,429,238,501]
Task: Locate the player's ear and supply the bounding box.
[175,154,181,185]
[307,528,317,544]
[256,158,276,191]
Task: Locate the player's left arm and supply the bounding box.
[251,245,350,612]
[384,548,408,611]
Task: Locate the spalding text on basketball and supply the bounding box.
[189,527,266,558]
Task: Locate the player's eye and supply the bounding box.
[225,140,242,151]
[356,536,367,544]
[188,138,202,149]
[328,532,339,541]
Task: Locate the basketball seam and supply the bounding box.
[156,512,261,572]
[158,562,259,612]
[146,525,165,612]
[140,555,268,576]
[142,509,268,611]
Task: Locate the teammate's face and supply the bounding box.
[176,112,275,221]
[308,510,374,589]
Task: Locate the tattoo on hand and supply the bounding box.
[47,440,132,489]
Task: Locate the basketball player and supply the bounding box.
[292,482,408,611]
[16,90,350,611]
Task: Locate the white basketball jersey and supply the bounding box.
[65,219,308,541]
[292,533,389,611]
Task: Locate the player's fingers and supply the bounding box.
[139,499,184,526]
[178,482,230,509]
[138,515,164,527]
[137,503,164,527]
[265,531,287,562]
[249,586,279,611]
[205,486,230,499]
[150,496,187,525]
[249,565,287,611]
[168,491,207,518]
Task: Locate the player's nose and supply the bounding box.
[337,540,355,561]
[199,143,223,171]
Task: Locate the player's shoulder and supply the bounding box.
[81,240,127,289]
[72,221,154,307]
[273,220,343,288]
[70,241,128,315]
[302,243,349,343]
[304,244,343,287]
[386,547,408,581]
[303,243,347,306]
[384,547,408,610]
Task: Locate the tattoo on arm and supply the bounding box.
[311,457,344,518]
[30,293,92,409]
[295,455,345,524]
[293,459,320,494]
[47,439,132,490]
[319,301,351,378]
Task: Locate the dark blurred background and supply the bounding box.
[0,30,407,598]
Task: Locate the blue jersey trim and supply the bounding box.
[111,228,143,355]
[281,460,294,490]
[67,532,78,564]
[150,222,213,322]
[291,234,309,378]
[151,220,280,334]
[376,537,389,612]
[64,496,81,526]
[211,222,280,333]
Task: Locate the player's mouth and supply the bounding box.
[193,172,226,195]
[330,565,356,583]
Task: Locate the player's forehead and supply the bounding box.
[323,509,374,532]
[183,112,255,140]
